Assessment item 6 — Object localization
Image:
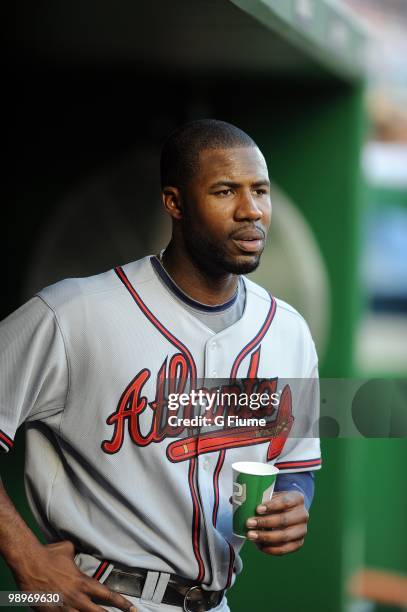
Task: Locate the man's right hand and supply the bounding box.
[0,481,136,611]
[11,540,137,612]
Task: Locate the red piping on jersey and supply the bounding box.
[0,429,13,450]
[221,294,276,587]
[212,450,226,527]
[188,458,206,581]
[114,266,197,382]
[93,560,109,581]
[275,458,322,470]
[114,265,205,582]
[226,543,235,589]
[229,295,276,380]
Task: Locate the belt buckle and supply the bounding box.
[183,585,207,612]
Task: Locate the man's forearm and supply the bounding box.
[0,480,43,575]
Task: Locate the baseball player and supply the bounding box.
[0,119,321,612]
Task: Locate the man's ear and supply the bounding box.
[162,186,183,220]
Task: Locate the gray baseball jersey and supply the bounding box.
[0,255,321,591]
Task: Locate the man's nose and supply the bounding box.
[235,191,263,221]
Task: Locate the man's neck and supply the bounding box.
[161,244,238,306]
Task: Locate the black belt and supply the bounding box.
[104,566,224,612]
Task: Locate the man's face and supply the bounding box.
[180,146,271,275]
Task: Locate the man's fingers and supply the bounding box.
[74,597,109,612]
[84,579,136,611]
[69,589,127,612]
[246,491,309,554]
[247,504,308,530]
[34,608,79,612]
[259,537,305,556]
[256,491,304,514]
[65,592,106,612]
[247,523,307,545]
[97,589,136,612]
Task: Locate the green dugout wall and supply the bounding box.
[4,2,405,611]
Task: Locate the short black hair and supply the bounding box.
[160,119,257,189]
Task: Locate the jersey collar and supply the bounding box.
[150,256,239,313]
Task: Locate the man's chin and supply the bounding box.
[221,255,261,275]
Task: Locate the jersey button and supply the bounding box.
[211,341,217,349]
[212,370,217,377]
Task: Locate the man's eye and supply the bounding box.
[254,189,268,195]
[215,189,232,196]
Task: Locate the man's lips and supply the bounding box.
[231,228,265,253]
[232,239,263,253]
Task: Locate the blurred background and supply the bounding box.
[2,0,407,610]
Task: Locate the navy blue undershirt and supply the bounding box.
[274,471,315,511]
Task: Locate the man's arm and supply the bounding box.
[0,479,44,574]
[0,480,136,612]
